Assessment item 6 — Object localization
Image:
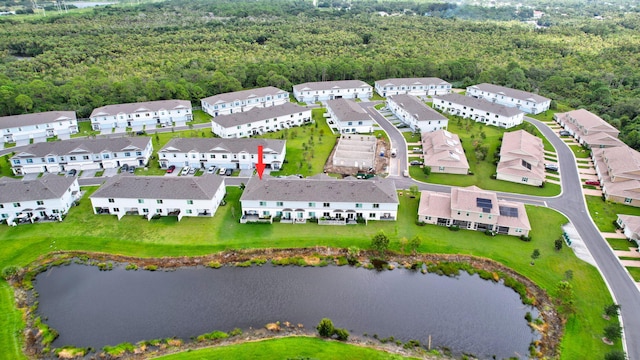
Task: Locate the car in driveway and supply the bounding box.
[166,165,176,174]
[181,166,190,176]
[128,166,136,174]
[410,160,423,166]
[545,163,558,171]
[207,166,217,174]
[218,168,227,175]
[188,167,197,175]
[66,169,77,177]
[585,180,601,186]
[559,130,571,136]
[120,164,129,172]
[225,168,233,176]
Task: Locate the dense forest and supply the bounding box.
[2,0,640,147]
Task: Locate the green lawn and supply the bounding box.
[626,267,640,282]
[528,103,573,123]
[569,145,590,159]
[585,195,640,232]
[155,337,419,360]
[188,110,212,125]
[411,117,560,196]
[402,131,421,143]
[0,186,619,359]
[0,154,17,178]
[607,238,636,251]
[71,121,100,138]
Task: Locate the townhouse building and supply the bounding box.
[325,98,374,134]
[239,174,398,224]
[421,130,469,175]
[10,137,153,175]
[374,77,451,98]
[466,83,551,114]
[386,94,448,133]
[90,175,226,221]
[1,111,78,145]
[496,130,545,186]
[210,102,311,138]
[293,80,373,103]
[201,87,289,117]
[90,100,192,131]
[554,109,622,149]
[0,174,80,225]
[593,145,640,207]
[432,93,524,129]
[158,138,286,170]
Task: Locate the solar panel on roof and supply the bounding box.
[476,197,493,210]
[499,206,519,217]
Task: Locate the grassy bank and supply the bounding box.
[0,186,619,359]
[586,195,640,232]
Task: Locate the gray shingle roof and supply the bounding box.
[388,94,448,121]
[240,174,398,204]
[0,111,76,129]
[90,100,191,118]
[201,87,288,105]
[293,80,371,92]
[12,137,152,158]
[0,174,76,202]
[90,174,224,200]
[160,138,285,154]
[211,102,308,128]
[433,93,523,117]
[325,99,371,122]
[467,83,550,103]
[375,77,450,87]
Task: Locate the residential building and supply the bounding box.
[239,174,398,224]
[496,130,545,186]
[325,99,374,134]
[158,138,286,170]
[386,94,448,133]
[593,145,640,207]
[90,175,225,221]
[210,102,311,138]
[1,111,78,145]
[417,186,531,236]
[10,137,153,175]
[0,174,80,225]
[375,77,451,98]
[201,87,289,117]
[332,135,377,170]
[421,130,469,175]
[616,214,640,245]
[293,80,373,103]
[432,93,524,129]
[554,109,621,148]
[466,83,551,114]
[90,100,192,131]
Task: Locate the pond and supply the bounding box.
[34,263,539,359]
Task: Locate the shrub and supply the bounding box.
[196,330,229,342]
[604,303,621,318]
[1,265,20,280]
[605,350,627,360]
[525,312,533,322]
[144,265,158,271]
[229,328,242,337]
[125,264,138,271]
[206,261,221,269]
[334,328,349,341]
[316,318,335,338]
[519,235,532,242]
[423,166,431,176]
[604,323,622,342]
[449,225,460,231]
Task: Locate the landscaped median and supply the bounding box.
[0,187,621,359]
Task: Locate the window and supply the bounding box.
[70,156,76,161]
[210,154,215,159]
[157,200,163,204]
[0,204,3,208]
[156,209,162,214]
[522,177,528,183]
[323,202,330,208]
[373,203,380,209]
[308,202,315,207]
[113,208,120,212]
[12,160,20,165]
[369,213,376,218]
[355,203,362,208]
[108,199,115,203]
[260,201,267,206]
[625,198,632,204]
[13,202,20,207]
[222,155,228,159]
[124,152,131,157]
[136,151,142,156]
[138,199,144,204]
[48,158,55,163]
[36,200,44,205]
[186,209,192,214]
[276,201,283,206]
[187,200,193,205]
[143,208,149,213]
[83,155,90,160]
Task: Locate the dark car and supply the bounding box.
[128,166,136,174]
[166,165,176,174]
[585,180,600,186]
[410,160,423,166]
[545,163,558,171]
[120,164,129,172]
[135,130,145,135]
[66,169,77,177]
[225,168,233,176]
[559,130,571,136]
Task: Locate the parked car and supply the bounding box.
[207,166,217,174]
[410,160,423,166]
[181,167,190,176]
[585,180,601,186]
[403,169,409,177]
[128,166,136,174]
[218,168,226,175]
[166,165,176,174]
[225,168,233,176]
[135,130,145,136]
[66,169,77,177]
[120,164,129,172]
[545,163,558,171]
[559,130,571,136]
[188,167,197,175]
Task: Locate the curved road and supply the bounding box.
[363,102,639,359]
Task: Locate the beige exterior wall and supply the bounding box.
[605,194,640,208]
[429,165,468,175]
[496,173,544,187]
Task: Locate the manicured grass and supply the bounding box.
[71,121,100,138]
[156,337,418,360]
[402,131,421,143]
[585,195,640,232]
[626,267,640,282]
[412,117,560,196]
[0,281,26,360]
[0,154,18,178]
[546,175,560,181]
[188,110,212,125]
[371,93,385,101]
[607,238,637,251]
[528,103,573,123]
[262,109,338,177]
[569,145,590,159]
[0,187,619,359]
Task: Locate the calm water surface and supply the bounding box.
[34,263,539,359]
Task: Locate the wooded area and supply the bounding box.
[1,0,640,147]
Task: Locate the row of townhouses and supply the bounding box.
[386,94,449,133]
[496,130,546,187]
[432,93,525,129]
[1,111,78,145]
[90,100,193,131]
[210,102,311,138]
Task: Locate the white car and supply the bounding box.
[218,168,227,175]
[180,166,190,176]
[207,166,217,174]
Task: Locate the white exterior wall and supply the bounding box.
[432,100,523,129]
[386,98,448,133]
[201,93,289,117]
[241,199,397,220]
[90,182,226,221]
[91,108,193,131]
[0,179,80,225]
[374,83,451,98]
[211,109,312,138]
[11,142,153,175]
[2,120,78,143]
[159,149,286,170]
[293,86,373,103]
[466,87,550,115]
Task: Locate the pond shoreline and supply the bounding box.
[10,248,562,359]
